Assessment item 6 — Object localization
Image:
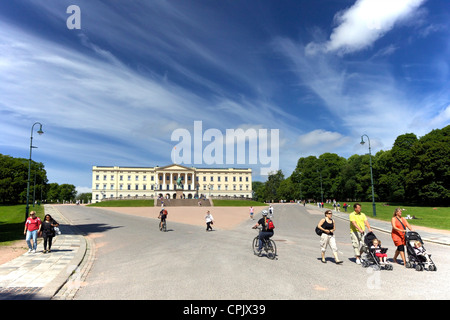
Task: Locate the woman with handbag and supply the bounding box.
[391,208,414,266]
[41,214,59,253]
[317,210,343,264]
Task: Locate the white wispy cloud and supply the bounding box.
[0,14,302,185]
[1,0,447,189]
[306,0,427,55]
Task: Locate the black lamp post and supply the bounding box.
[25,122,44,221]
[360,134,376,217]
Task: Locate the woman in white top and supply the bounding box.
[205,211,214,231]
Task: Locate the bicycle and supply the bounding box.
[158,216,167,232]
[160,219,167,232]
[252,227,277,259]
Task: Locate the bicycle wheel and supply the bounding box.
[252,236,260,255]
[266,239,277,260]
[163,220,167,232]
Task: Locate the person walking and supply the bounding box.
[317,210,343,264]
[24,211,42,254]
[41,214,59,253]
[391,207,414,266]
[268,205,274,218]
[249,206,254,220]
[205,210,214,231]
[349,203,372,265]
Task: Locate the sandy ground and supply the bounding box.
[0,240,29,265]
[101,206,263,230]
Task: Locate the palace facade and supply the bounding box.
[91,164,252,202]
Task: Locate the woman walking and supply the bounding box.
[391,208,414,266]
[41,214,59,253]
[205,211,214,231]
[317,210,343,264]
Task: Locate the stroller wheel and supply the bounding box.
[415,265,423,271]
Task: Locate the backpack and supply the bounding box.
[265,217,275,231]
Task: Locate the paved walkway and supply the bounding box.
[0,204,448,300]
[0,205,88,300]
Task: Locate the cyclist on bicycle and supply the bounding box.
[158,207,168,230]
[252,210,274,255]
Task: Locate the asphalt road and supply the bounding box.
[57,204,450,300]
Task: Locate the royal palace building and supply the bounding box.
[91,164,252,202]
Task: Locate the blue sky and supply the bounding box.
[1,0,449,194]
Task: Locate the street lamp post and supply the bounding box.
[316,168,323,204]
[26,122,44,221]
[360,134,376,217]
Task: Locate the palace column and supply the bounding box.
[190,172,195,191]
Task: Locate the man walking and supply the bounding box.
[349,203,372,264]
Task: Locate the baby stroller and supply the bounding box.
[360,232,393,270]
[405,231,437,271]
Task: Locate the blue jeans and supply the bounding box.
[258,231,273,251]
[26,230,38,250]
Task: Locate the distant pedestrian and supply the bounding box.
[24,211,41,254]
[41,214,59,253]
[249,206,254,220]
[205,211,214,231]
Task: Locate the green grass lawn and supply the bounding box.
[322,202,450,231]
[212,199,267,207]
[87,199,154,207]
[0,205,45,245]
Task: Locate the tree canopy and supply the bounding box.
[253,125,449,206]
[0,154,77,204]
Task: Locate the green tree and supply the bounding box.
[0,154,48,204]
[58,184,77,202]
[406,126,450,205]
[76,192,92,203]
[252,181,265,201]
[264,170,285,202]
[277,177,299,200]
[291,156,320,200]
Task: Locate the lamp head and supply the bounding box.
[37,124,44,135]
[360,136,365,145]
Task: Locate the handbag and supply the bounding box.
[315,226,323,236]
[54,226,61,235]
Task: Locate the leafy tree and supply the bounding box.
[252,181,266,201]
[0,154,47,204]
[76,192,92,203]
[406,126,450,205]
[264,170,285,202]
